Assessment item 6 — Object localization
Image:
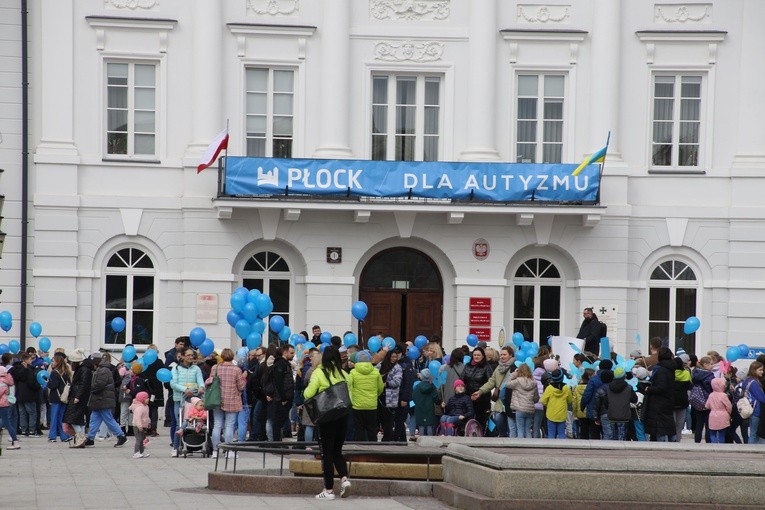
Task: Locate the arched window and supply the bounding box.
[243,251,292,342]
[512,258,561,343]
[649,260,698,353]
[104,247,155,345]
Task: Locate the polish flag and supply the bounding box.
[197,128,229,173]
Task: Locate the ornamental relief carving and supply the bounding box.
[517,5,571,24]
[370,0,450,21]
[374,40,444,62]
[654,4,711,24]
[105,0,159,9]
[247,0,299,16]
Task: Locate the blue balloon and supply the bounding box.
[253,320,266,334]
[189,327,206,347]
[235,320,252,340]
[29,322,42,338]
[292,334,305,345]
[413,380,421,389]
[233,286,249,296]
[343,333,358,347]
[156,368,172,383]
[199,338,215,357]
[237,347,249,358]
[242,302,259,323]
[303,341,316,350]
[111,317,126,334]
[278,326,291,342]
[428,360,442,374]
[319,343,327,353]
[0,310,11,332]
[246,332,262,350]
[255,294,273,318]
[320,332,332,344]
[143,349,158,365]
[230,292,246,313]
[351,301,368,320]
[463,355,471,365]
[406,345,419,360]
[527,342,540,356]
[383,337,396,350]
[0,344,8,355]
[512,332,524,347]
[122,345,137,362]
[36,370,49,385]
[368,337,382,353]
[466,334,479,347]
[38,337,51,352]
[726,346,740,362]
[8,339,20,354]
[683,316,700,335]
[269,315,285,334]
[738,344,750,357]
[414,335,428,349]
[227,310,242,328]
[247,288,262,304]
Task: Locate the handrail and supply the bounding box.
[213,441,440,481]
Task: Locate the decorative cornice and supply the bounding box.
[517,5,571,24]
[635,30,726,64]
[654,4,711,24]
[106,0,159,10]
[374,40,444,62]
[247,0,299,16]
[370,0,450,21]
[85,16,177,53]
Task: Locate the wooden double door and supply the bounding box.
[359,290,442,344]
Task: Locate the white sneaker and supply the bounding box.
[171,449,178,458]
[133,452,143,458]
[97,436,106,441]
[315,490,335,500]
[211,450,217,459]
[340,478,351,498]
[225,451,239,459]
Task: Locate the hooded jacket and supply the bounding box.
[540,383,572,422]
[672,365,692,409]
[580,370,605,419]
[412,379,440,427]
[88,360,118,410]
[381,363,403,408]
[705,377,732,431]
[347,362,384,410]
[445,391,474,419]
[642,359,676,437]
[0,369,15,407]
[605,378,637,423]
[507,374,539,414]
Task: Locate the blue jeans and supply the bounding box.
[0,406,17,441]
[212,408,238,450]
[237,405,250,442]
[419,425,434,436]
[251,400,266,441]
[710,429,725,443]
[547,420,566,439]
[599,414,613,440]
[532,409,544,438]
[749,414,763,444]
[171,401,181,448]
[611,421,627,441]
[48,403,70,441]
[86,408,124,440]
[18,402,37,434]
[655,434,673,442]
[304,425,315,442]
[633,419,646,441]
[491,412,514,438]
[516,411,533,438]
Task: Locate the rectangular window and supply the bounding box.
[245,68,295,158]
[371,74,442,161]
[515,74,564,163]
[106,62,157,157]
[651,75,701,168]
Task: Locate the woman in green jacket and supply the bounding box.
[347,350,384,442]
[304,346,352,500]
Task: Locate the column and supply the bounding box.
[733,0,765,168]
[312,0,353,159]
[589,0,621,159]
[459,0,500,161]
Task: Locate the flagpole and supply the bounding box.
[596,131,611,204]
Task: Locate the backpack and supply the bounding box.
[599,322,608,338]
[689,384,710,411]
[734,380,755,419]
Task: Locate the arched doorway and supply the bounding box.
[360,248,443,344]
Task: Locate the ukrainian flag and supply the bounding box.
[572,144,608,176]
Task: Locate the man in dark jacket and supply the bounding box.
[264,345,295,441]
[12,353,42,437]
[72,352,127,448]
[577,308,602,355]
[640,347,677,441]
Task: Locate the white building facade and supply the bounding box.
[2,0,765,359]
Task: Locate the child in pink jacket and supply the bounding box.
[0,366,20,449]
[130,391,151,458]
[705,377,732,443]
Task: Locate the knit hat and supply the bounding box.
[676,347,686,357]
[356,351,371,363]
[91,351,103,360]
[68,347,86,363]
[678,353,691,364]
[190,397,202,406]
[599,359,613,371]
[338,345,348,353]
[543,358,559,372]
[134,391,149,404]
[633,367,650,381]
[118,366,129,377]
[600,370,614,384]
[131,363,143,375]
[454,379,465,389]
[613,367,625,379]
[420,368,433,382]
[550,369,564,383]
[629,350,642,359]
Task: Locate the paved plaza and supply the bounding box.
[0,434,453,510]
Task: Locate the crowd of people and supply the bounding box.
[1,324,765,497]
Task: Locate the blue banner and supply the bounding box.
[224,157,600,203]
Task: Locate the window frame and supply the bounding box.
[511,258,563,343]
[102,247,158,347]
[513,72,567,164]
[103,59,160,161]
[242,250,294,345]
[368,71,445,162]
[647,259,700,354]
[244,66,297,159]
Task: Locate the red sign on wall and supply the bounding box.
[469,312,491,326]
[470,327,491,341]
[469,297,491,311]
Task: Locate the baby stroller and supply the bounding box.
[177,401,211,458]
